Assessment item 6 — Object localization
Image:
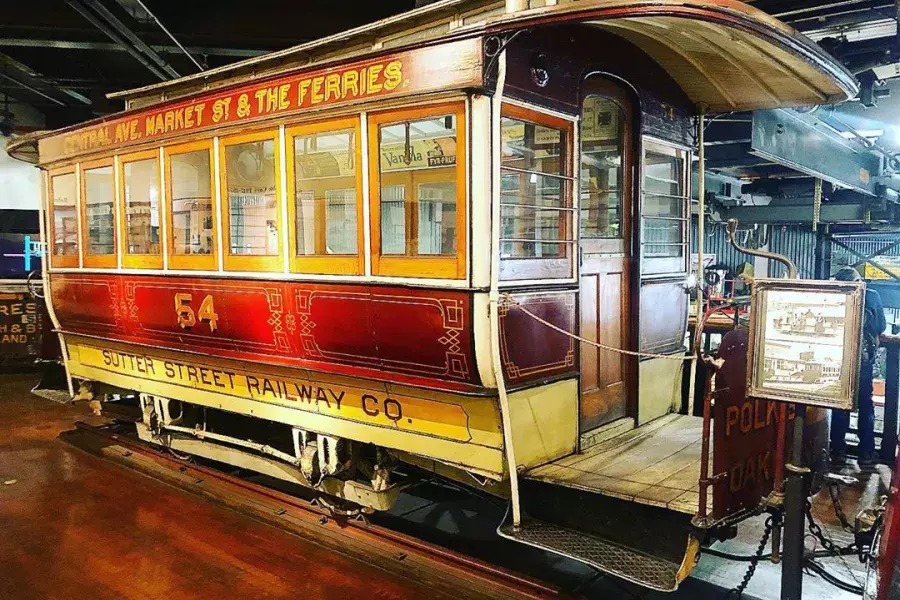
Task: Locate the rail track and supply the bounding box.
[62,421,566,600]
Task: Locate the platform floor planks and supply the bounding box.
[526,414,708,514]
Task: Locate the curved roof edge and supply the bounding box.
[107,0,857,112]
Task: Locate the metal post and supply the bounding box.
[882,342,900,463]
[687,105,707,414]
[781,406,809,600]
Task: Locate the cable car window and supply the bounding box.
[499,104,574,281]
[120,152,161,269]
[81,160,116,267]
[379,116,457,257]
[171,151,213,256]
[368,103,467,279]
[580,96,624,239]
[642,144,689,274]
[165,142,216,271]
[286,117,364,275]
[49,171,78,265]
[220,131,282,272]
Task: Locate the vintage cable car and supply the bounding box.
[10,0,858,591]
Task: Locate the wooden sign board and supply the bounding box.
[39,38,483,165]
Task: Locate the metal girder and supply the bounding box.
[828,236,900,281]
[720,202,868,224]
[64,0,176,81]
[117,0,203,71]
[751,109,882,195]
[0,38,268,59]
[0,52,90,107]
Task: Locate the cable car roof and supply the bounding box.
[109,0,857,114]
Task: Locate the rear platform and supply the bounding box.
[526,414,707,514]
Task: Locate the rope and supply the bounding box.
[500,294,695,362]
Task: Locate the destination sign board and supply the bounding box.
[39,39,483,164]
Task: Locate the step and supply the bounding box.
[497,513,686,592]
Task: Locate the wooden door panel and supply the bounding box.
[580,258,628,432]
[580,274,599,393]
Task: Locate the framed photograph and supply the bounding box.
[746,278,864,409]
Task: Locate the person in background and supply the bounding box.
[830,266,887,467]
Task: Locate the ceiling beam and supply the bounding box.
[0,38,269,58]
[64,0,175,81]
[0,52,90,106]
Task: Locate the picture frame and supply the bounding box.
[746,278,865,410]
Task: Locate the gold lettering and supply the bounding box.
[311,76,325,104]
[194,102,206,126]
[212,98,230,123]
[236,93,251,118]
[324,73,341,102]
[383,61,402,90]
[367,64,383,94]
[298,79,312,106]
[342,70,358,98]
[164,110,175,133]
[278,84,290,110]
[254,88,268,113]
[183,106,194,129]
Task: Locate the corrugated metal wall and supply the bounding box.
[831,236,900,271]
[690,219,818,279]
[767,225,818,279]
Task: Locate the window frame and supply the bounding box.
[367,101,467,280]
[79,156,117,269]
[285,116,365,275]
[218,129,283,273]
[164,139,218,271]
[47,165,80,268]
[118,148,163,269]
[498,102,576,283]
[640,139,690,277]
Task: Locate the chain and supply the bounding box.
[827,483,854,533]
[725,514,779,598]
[805,500,864,560]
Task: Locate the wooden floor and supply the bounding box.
[526,414,707,514]
[0,374,438,600]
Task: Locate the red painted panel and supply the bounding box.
[50,273,480,392]
[499,291,577,388]
[878,452,900,600]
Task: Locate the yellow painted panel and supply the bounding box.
[66,340,505,477]
[639,357,684,425]
[509,378,578,470]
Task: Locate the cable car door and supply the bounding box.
[578,78,634,433]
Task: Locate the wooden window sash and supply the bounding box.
[118,149,163,269]
[80,157,117,268]
[640,141,690,275]
[47,166,79,268]
[164,140,218,271]
[498,103,575,279]
[368,101,467,280]
[219,129,283,273]
[285,117,364,275]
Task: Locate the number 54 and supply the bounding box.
[174,293,218,332]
